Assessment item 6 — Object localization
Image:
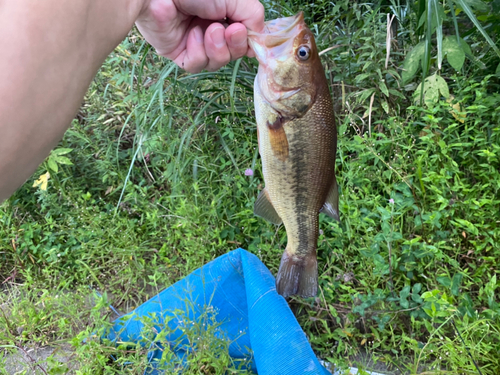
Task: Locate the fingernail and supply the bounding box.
[193,26,203,44]
[230,29,247,46]
[210,27,225,48]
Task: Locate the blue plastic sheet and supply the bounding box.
[105,248,331,374]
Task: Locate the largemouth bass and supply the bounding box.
[248,12,339,298]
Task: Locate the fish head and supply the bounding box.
[248,12,322,117]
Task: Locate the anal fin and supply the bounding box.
[254,188,282,225]
[319,174,340,222]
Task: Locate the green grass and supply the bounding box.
[1,0,500,373]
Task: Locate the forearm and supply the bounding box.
[0,0,147,202]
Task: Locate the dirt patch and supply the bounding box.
[1,344,76,374]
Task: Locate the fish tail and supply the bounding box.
[276,250,318,298]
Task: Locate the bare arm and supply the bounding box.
[0,0,265,203]
[0,0,146,202]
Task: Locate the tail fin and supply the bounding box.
[276,250,318,298]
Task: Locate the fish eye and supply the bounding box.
[297,46,311,61]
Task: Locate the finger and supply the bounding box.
[226,0,265,32]
[225,23,249,60]
[204,23,231,71]
[173,0,265,32]
[136,0,186,58]
[173,26,208,73]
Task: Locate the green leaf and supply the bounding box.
[413,74,449,106]
[47,157,58,173]
[437,276,451,287]
[381,100,390,114]
[388,89,406,99]
[47,355,69,375]
[453,218,479,236]
[496,62,500,76]
[459,38,472,56]
[54,156,73,166]
[412,283,422,294]
[355,73,371,83]
[418,10,427,29]
[416,156,425,195]
[358,88,376,103]
[402,42,425,83]
[400,286,411,309]
[413,81,436,106]
[451,273,463,296]
[422,289,440,300]
[435,74,450,98]
[51,148,73,156]
[379,81,389,97]
[443,36,465,71]
[376,206,391,221]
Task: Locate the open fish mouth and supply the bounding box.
[255,12,304,36]
[248,12,306,61]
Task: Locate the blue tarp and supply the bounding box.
[104,248,332,374]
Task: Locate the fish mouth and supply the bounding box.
[254,11,305,37]
[248,12,306,61]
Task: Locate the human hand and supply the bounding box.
[136,0,265,73]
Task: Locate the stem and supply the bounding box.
[387,208,396,298]
[386,241,395,297]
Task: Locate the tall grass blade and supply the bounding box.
[420,0,434,104]
[173,124,196,184]
[155,63,177,117]
[230,58,242,118]
[175,92,225,180]
[230,59,242,99]
[158,62,178,82]
[455,0,500,58]
[417,0,426,34]
[192,92,225,126]
[129,41,147,92]
[433,0,443,69]
[158,78,164,116]
[116,103,146,166]
[447,0,461,44]
[103,83,110,100]
[115,116,161,215]
[217,128,239,172]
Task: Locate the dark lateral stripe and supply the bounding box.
[290,124,319,255]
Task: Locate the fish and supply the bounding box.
[248,12,339,298]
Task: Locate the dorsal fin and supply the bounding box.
[254,188,282,225]
[319,175,340,222]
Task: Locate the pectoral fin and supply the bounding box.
[267,116,289,161]
[254,188,282,225]
[319,175,340,222]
